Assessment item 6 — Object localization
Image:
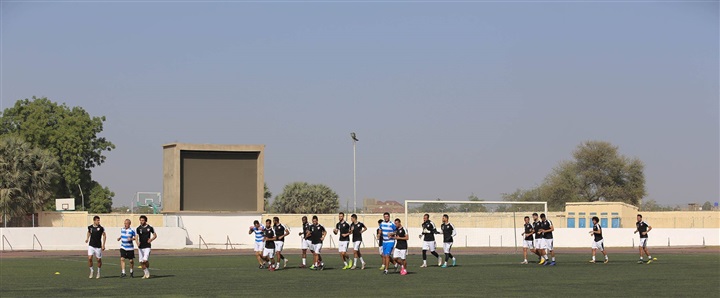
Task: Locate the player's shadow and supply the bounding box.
[147,274,175,279]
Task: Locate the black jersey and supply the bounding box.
[523,223,534,241]
[350,222,365,242]
[377,228,383,246]
[533,220,542,240]
[264,227,276,249]
[593,223,603,242]
[395,227,408,250]
[636,221,650,238]
[542,220,553,239]
[87,225,104,248]
[421,220,438,242]
[440,223,455,243]
[302,222,312,239]
[274,223,288,242]
[136,224,155,249]
[310,224,325,244]
[336,220,351,242]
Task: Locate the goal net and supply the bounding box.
[403,200,548,249]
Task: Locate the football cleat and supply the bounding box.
[95,273,101,279]
[121,273,127,278]
[604,259,609,264]
[299,264,306,268]
[539,258,546,265]
[400,268,407,276]
[89,273,93,279]
[549,262,556,266]
[284,258,289,268]
[361,263,366,270]
[521,261,528,264]
[646,260,653,264]
[350,265,356,270]
[379,265,385,270]
[452,259,456,267]
[420,263,427,268]
[637,260,644,264]
[348,260,353,268]
[309,265,316,270]
[589,260,596,263]
[441,264,448,268]
[269,266,276,272]
[130,272,134,278]
[438,257,443,267]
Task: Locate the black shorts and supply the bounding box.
[120,249,135,259]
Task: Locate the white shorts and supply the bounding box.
[263,247,275,258]
[393,249,407,260]
[353,241,362,251]
[87,247,102,259]
[422,241,436,251]
[639,238,648,248]
[138,248,151,262]
[535,239,545,250]
[543,239,554,251]
[254,242,264,252]
[274,241,284,252]
[338,241,349,253]
[379,246,383,254]
[443,242,453,253]
[592,239,605,251]
[523,240,534,249]
[301,239,312,250]
[311,243,322,253]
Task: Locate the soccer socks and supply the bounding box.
[448,253,454,259]
[551,257,555,262]
[422,250,427,260]
[592,256,596,261]
[354,258,358,265]
[90,267,94,274]
[344,261,348,267]
[302,258,306,265]
[431,251,440,258]
[445,253,450,262]
[360,257,365,264]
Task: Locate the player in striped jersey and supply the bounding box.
[85,215,106,279]
[379,212,396,275]
[589,216,608,263]
[273,217,290,269]
[117,219,136,277]
[440,214,457,268]
[249,220,265,268]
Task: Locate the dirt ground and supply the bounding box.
[1,246,717,259]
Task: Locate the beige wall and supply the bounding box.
[566,202,639,228]
[38,212,165,227]
[640,211,720,228]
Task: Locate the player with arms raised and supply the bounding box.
[589,216,608,263]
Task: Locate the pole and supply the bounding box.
[353,139,357,214]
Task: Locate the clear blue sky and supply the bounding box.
[2,1,718,209]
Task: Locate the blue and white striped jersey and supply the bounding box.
[380,220,396,243]
[253,226,264,242]
[120,227,136,250]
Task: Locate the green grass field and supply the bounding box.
[1,252,718,297]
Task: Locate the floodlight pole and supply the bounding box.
[351,132,358,214]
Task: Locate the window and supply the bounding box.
[612,218,621,228]
[567,218,576,228]
[579,217,587,228]
[600,218,608,228]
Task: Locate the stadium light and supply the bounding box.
[351,132,358,213]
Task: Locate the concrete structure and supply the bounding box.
[565,202,639,229]
[162,143,265,213]
[363,198,404,213]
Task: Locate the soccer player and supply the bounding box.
[440,214,457,268]
[392,218,409,276]
[379,212,396,275]
[634,214,655,264]
[306,215,326,270]
[249,220,265,268]
[334,212,352,269]
[117,218,136,277]
[520,216,534,264]
[377,219,384,269]
[299,216,312,268]
[85,215,106,279]
[273,216,290,269]
[539,213,555,266]
[532,213,546,264]
[349,214,367,269]
[262,219,277,271]
[419,214,442,267]
[589,216,608,263]
[136,215,157,279]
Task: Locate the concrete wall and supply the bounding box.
[0,227,187,250]
[38,212,165,228]
[164,213,261,249]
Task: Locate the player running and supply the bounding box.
[520,216,534,264]
[440,214,457,268]
[539,213,555,266]
[136,215,157,279]
[307,215,327,270]
[262,219,277,271]
[334,212,352,269]
[634,214,655,264]
[273,217,290,269]
[85,215,106,279]
[349,214,367,269]
[379,212,396,275]
[392,218,409,276]
[589,216,608,263]
[249,220,265,268]
[299,216,312,268]
[419,214,442,267]
[117,218,136,277]
[533,213,546,264]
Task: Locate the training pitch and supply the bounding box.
[1,248,718,297]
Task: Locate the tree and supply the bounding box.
[459,193,487,212]
[640,199,680,211]
[702,201,713,211]
[271,182,340,214]
[418,198,451,213]
[0,97,115,209]
[264,183,272,211]
[505,141,646,211]
[88,181,114,213]
[0,136,60,218]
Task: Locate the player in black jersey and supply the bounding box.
[306,215,326,270]
[440,214,457,268]
[539,213,555,266]
[419,214,442,267]
[391,218,409,276]
[299,216,312,268]
[589,216,608,263]
[532,213,546,264]
[262,219,277,271]
[520,216,534,264]
[273,217,290,269]
[333,212,352,269]
[85,215,106,279]
[634,214,655,264]
[349,214,367,269]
